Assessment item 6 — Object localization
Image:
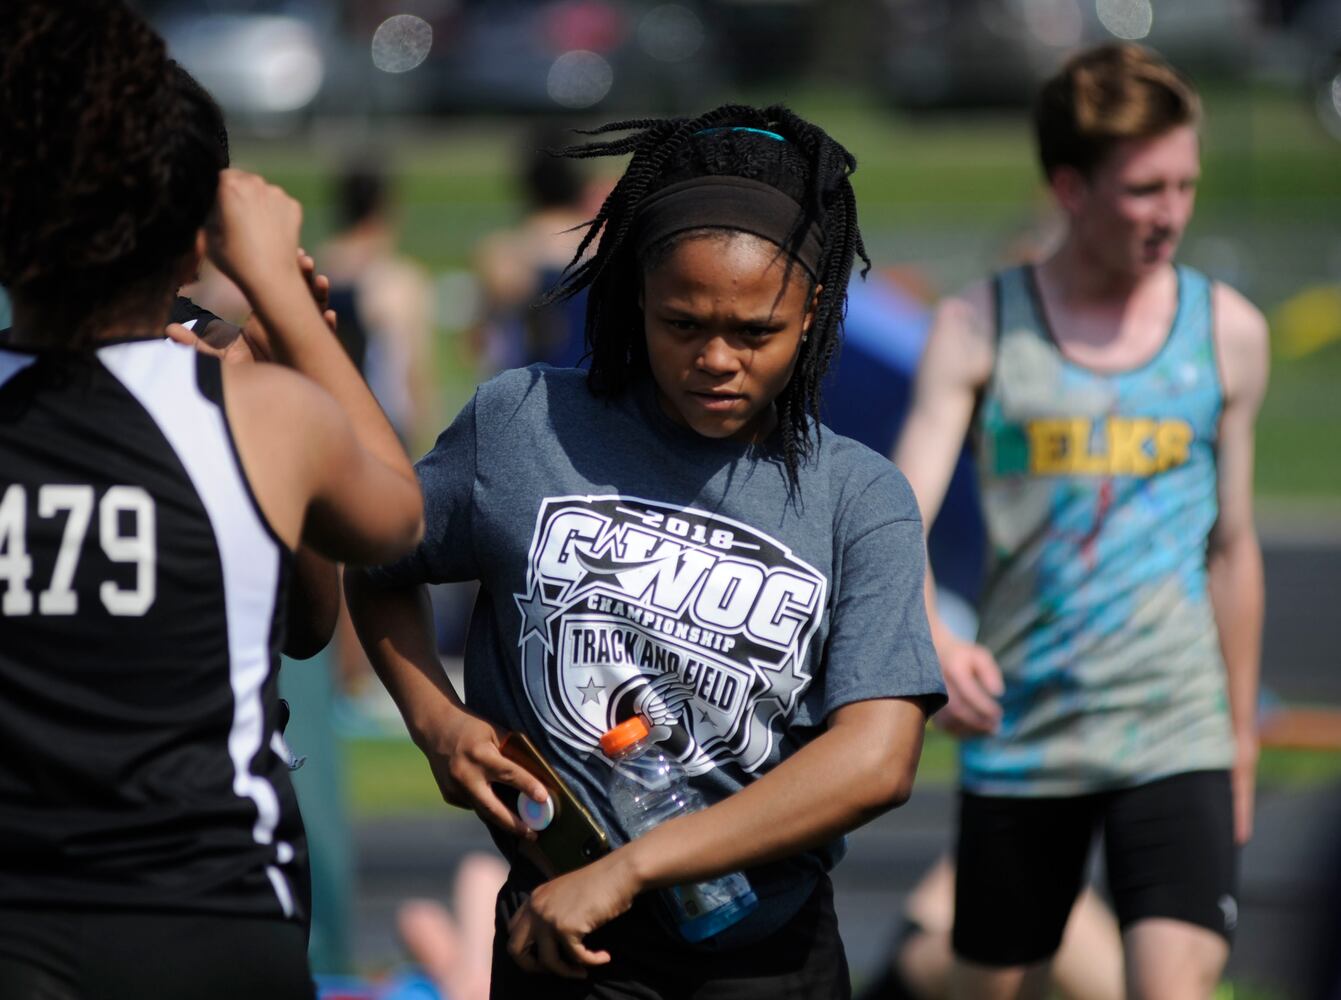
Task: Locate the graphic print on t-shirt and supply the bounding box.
[514,495,827,775]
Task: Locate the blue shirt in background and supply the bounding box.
[823,275,985,609]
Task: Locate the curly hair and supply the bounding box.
[0,1,221,336]
[544,104,869,486]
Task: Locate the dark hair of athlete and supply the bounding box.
[335,164,388,230]
[170,59,230,172]
[1034,42,1201,181]
[0,1,221,344]
[522,126,585,211]
[545,104,869,485]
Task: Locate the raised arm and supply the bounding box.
[893,283,995,534]
[210,170,423,566]
[1208,282,1269,845]
[892,281,999,735]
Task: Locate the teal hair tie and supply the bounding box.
[693,126,786,142]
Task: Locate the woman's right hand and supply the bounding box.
[422,711,551,840]
[933,634,1004,737]
[205,169,306,305]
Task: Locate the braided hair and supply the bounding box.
[0,1,221,342]
[545,104,869,485]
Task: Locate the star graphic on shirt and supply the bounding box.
[698,706,714,725]
[576,676,605,705]
[749,654,810,713]
[513,580,559,653]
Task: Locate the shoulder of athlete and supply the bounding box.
[476,363,587,424]
[474,229,535,306]
[359,262,433,335]
[220,363,345,544]
[925,279,996,389]
[223,354,324,405]
[362,254,430,295]
[1212,282,1270,409]
[830,437,925,540]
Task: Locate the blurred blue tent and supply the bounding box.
[824,273,984,611]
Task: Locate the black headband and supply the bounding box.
[633,175,824,278]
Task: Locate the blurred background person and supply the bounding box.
[319,162,438,454]
[395,853,508,1000]
[894,42,1268,999]
[829,266,1124,1000]
[468,125,598,375]
[830,273,1125,1000]
[859,856,1123,1000]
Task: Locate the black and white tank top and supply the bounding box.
[0,336,305,922]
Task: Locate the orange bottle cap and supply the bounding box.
[600,716,650,757]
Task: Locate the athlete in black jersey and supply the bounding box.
[0,3,423,998]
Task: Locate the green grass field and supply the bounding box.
[243,84,1341,261]
[343,730,1341,818]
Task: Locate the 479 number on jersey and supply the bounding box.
[0,484,155,617]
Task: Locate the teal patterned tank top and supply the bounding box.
[965,265,1234,796]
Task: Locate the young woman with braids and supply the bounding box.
[347,107,946,997]
[0,3,422,997]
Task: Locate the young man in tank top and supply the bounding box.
[892,43,1268,999]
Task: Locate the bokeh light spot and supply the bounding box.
[637,4,705,63]
[1096,0,1153,40]
[547,50,614,109]
[371,14,433,74]
[1322,70,1341,140]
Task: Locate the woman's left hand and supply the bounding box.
[241,249,336,361]
[506,851,641,979]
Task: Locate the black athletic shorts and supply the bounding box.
[953,770,1238,967]
[489,874,850,999]
[0,907,315,1000]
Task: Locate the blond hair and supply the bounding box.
[1034,43,1200,179]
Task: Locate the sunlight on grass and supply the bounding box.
[346,731,1341,819]
[1215,979,1289,1000]
[347,737,445,817]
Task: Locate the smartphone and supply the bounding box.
[497,730,610,877]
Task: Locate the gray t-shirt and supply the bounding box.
[366,365,944,944]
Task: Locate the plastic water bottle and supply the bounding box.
[600,716,758,942]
